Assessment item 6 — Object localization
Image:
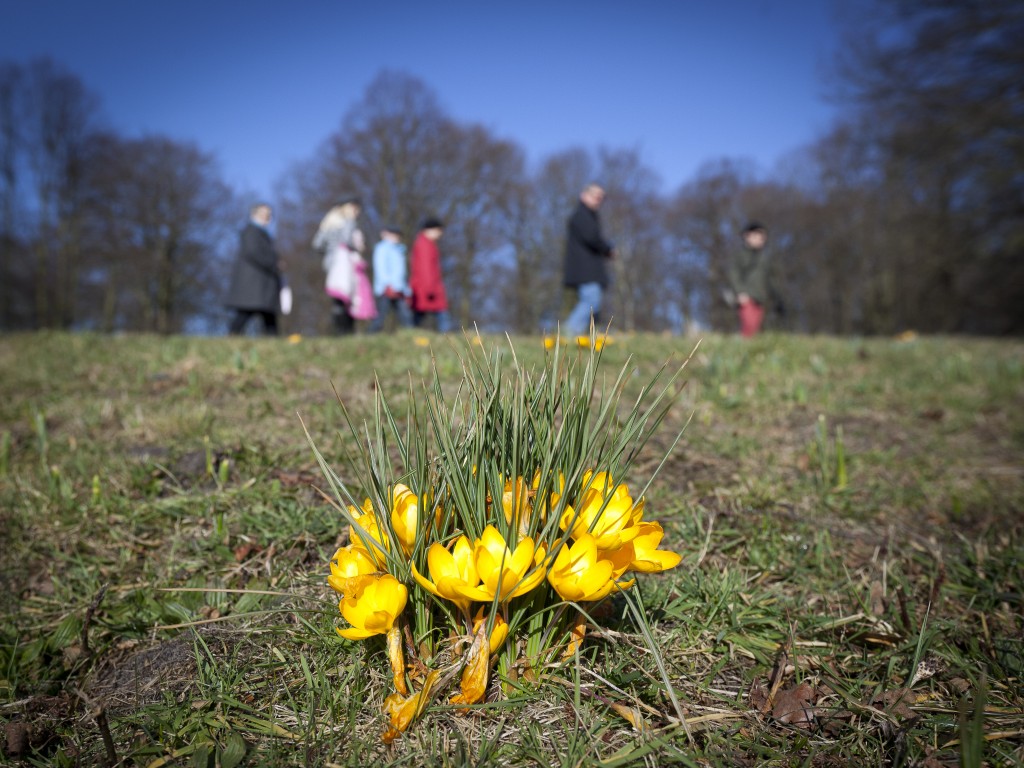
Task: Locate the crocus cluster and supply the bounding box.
[327,471,681,742]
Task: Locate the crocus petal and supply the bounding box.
[410,561,443,600]
[328,545,378,597]
[630,549,682,573]
[328,573,375,600]
[505,563,548,600]
[349,503,389,567]
[471,607,509,654]
[450,536,477,581]
[336,626,377,641]
[473,528,546,601]
[426,541,458,580]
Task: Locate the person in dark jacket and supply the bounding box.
[225,203,282,335]
[563,183,614,335]
[727,221,778,337]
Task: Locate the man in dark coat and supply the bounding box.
[563,183,614,334]
[225,203,282,335]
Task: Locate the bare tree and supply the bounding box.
[665,159,754,332]
[0,62,29,329]
[80,134,237,333]
[596,148,667,332]
[831,0,1024,333]
[24,59,101,329]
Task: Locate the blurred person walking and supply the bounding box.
[314,197,373,335]
[727,221,780,337]
[409,217,450,332]
[370,225,411,332]
[562,183,614,335]
[226,202,283,336]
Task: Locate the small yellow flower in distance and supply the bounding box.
[287,333,302,344]
[576,335,609,350]
[336,574,408,640]
[389,484,419,556]
[327,544,378,597]
[628,521,682,573]
[543,335,558,350]
[411,535,481,613]
[547,533,635,602]
[413,336,430,347]
[472,525,547,602]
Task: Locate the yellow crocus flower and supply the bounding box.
[336,574,407,640]
[327,544,378,598]
[348,499,389,567]
[547,533,635,602]
[389,483,419,557]
[472,525,547,602]
[560,478,641,552]
[410,535,481,613]
[628,521,682,573]
[501,475,531,529]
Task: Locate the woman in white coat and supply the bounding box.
[314,197,366,335]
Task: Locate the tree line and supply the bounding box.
[2,0,1020,336]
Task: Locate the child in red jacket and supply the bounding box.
[409,217,450,332]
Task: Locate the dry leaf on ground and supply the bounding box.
[771,681,817,728]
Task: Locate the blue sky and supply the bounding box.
[2,0,852,200]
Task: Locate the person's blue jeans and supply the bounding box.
[564,282,602,335]
[370,294,412,332]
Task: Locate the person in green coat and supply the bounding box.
[727,222,779,337]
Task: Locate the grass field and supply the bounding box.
[1,330,1022,767]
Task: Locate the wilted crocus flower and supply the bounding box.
[381,670,440,744]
